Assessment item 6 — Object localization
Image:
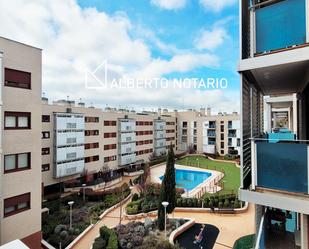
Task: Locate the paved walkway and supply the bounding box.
[71,185,141,249]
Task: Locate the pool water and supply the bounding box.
[159,169,212,191]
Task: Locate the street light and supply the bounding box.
[162,201,169,240]
[82,184,86,202]
[68,201,74,229]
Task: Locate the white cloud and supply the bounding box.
[194,27,228,51]
[199,0,237,12]
[0,0,238,113]
[151,0,187,10]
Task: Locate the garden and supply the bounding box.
[93,220,186,249]
[42,183,130,248]
[176,155,240,196]
[126,185,243,215]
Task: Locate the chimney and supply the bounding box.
[200,108,206,116]
[158,108,162,116]
[207,107,211,116]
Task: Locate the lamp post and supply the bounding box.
[162,201,169,239]
[82,184,86,202]
[68,201,74,229]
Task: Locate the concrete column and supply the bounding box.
[288,107,291,131]
[306,0,309,42]
[0,52,3,245]
[266,102,272,133]
[293,94,298,135]
[301,214,308,249]
[250,8,256,57]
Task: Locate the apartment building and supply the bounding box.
[170,108,240,156]
[239,0,309,248]
[0,37,42,248]
[41,101,177,193]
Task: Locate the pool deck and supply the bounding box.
[150,164,224,198]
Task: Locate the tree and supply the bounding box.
[158,143,176,230]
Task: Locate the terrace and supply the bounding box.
[251,137,309,195]
[244,0,308,58]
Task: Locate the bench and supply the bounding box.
[217,208,235,215]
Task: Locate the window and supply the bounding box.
[85,117,99,123]
[104,155,117,162]
[237,138,240,147]
[67,137,77,144]
[66,152,76,159]
[42,115,50,122]
[85,130,99,136]
[4,153,30,173]
[4,112,31,129]
[84,142,99,149]
[220,125,224,132]
[67,123,76,129]
[221,142,224,149]
[5,68,31,89]
[42,147,50,155]
[104,144,117,150]
[221,150,224,154]
[4,193,30,217]
[221,134,224,140]
[42,164,50,172]
[85,155,99,163]
[104,132,117,138]
[104,120,117,126]
[42,131,50,139]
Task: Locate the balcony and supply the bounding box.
[255,0,307,55]
[252,138,309,194]
[209,121,216,129]
[119,153,136,166]
[119,120,136,133]
[120,132,136,143]
[207,131,216,137]
[255,208,299,249]
[228,131,236,138]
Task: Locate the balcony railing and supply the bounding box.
[255,0,306,55]
[252,138,309,194]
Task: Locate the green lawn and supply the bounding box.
[176,155,240,196]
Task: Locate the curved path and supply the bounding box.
[71,181,142,249]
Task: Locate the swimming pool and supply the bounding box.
[159,169,212,191]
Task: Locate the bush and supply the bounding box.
[209,200,214,208]
[93,237,107,249]
[234,199,241,209]
[106,230,118,249]
[224,199,230,208]
[132,193,139,202]
[218,201,223,208]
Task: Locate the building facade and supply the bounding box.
[239,0,309,248]
[41,100,177,192]
[170,108,240,156]
[0,37,42,248]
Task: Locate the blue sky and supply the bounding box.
[78,0,240,90]
[0,0,240,113]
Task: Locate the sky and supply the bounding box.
[0,0,240,113]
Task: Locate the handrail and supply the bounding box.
[255,209,266,249]
[250,137,309,143]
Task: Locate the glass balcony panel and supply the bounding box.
[256,141,308,193]
[255,0,306,54]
